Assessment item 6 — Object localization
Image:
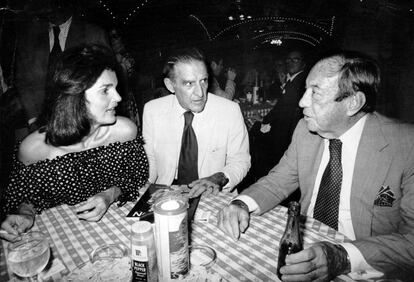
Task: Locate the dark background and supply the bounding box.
[1,0,414,120]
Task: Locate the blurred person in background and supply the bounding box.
[208,54,237,100]
[109,28,140,130]
[14,0,111,137]
[266,57,287,103]
[249,50,307,194]
[0,44,148,242]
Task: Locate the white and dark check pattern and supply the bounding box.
[1,191,351,282]
[314,139,343,230]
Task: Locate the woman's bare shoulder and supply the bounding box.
[109,116,138,142]
[18,131,52,165]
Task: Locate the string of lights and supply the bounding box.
[97,0,116,21]
[212,16,334,41]
[253,31,321,45]
[258,36,317,47]
[189,14,212,41]
[96,0,151,24]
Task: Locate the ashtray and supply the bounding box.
[189,244,216,269]
[90,244,128,262]
[64,244,130,281]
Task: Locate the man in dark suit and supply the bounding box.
[14,0,111,135]
[218,51,414,281]
[249,50,307,184]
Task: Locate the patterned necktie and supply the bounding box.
[176,111,199,185]
[313,139,343,230]
[49,26,62,67]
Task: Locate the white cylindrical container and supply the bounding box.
[252,86,259,104]
[131,221,158,282]
[154,196,189,281]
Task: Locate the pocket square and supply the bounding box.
[374,185,396,207]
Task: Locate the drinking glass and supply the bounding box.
[7,231,50,281]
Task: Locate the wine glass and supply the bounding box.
[7,231,50,281]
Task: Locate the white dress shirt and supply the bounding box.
[49,16,72,51]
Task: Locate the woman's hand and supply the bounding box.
[0,214,34,242]
[76,187,121,221]
[1,203,35,242]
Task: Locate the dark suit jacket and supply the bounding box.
[243,112,414,279]
[250,71,306,174]
[15,17,111,120]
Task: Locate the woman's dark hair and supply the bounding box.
[39,44,117,146]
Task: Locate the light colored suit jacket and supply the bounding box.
[142,93,250,192]
[243,112,414,278]
[15,18,110,120]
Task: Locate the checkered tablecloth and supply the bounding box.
[239,102,274,131]
[240,102,273,119]
[1,192,351,281]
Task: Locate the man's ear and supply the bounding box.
[346,91,366,116]
[164,78,175,93]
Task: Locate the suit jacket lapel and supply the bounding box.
[65,21,83,49]
[351,113,391,238]
[299,131,325,213]
[170,97,185,180]
[196,96,216,172]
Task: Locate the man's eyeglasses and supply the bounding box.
[286,58,302,63]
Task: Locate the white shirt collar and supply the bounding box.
[49,16,72,50]
[173,94,208,119]
[286,70,304,82]
[49,16,72,31]
[336,114,368,145]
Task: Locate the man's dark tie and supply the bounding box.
[49,26,62,67]
[176,111,199,185]
[282,79,291,94]
[313,139,342,230]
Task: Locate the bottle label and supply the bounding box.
[132,245,149,261]
[132,245,149,281]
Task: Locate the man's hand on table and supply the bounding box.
[217,200,250,241]
[279,241,351,282]
[76,187,121,221]
[187,172,229,198]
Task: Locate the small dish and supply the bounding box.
[189,244,216,269]
[65,244,130,281]
[90,244,128,262]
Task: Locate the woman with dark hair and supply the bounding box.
[0,44,149,241]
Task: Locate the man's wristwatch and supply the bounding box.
[230,199,249,213]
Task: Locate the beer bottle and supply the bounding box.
[277,201,303,280]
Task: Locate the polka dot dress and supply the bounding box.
[2,137,149,215]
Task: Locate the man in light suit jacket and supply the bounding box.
[218,51,414,281]
[15,0,111,133]
[143,47,250,197]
